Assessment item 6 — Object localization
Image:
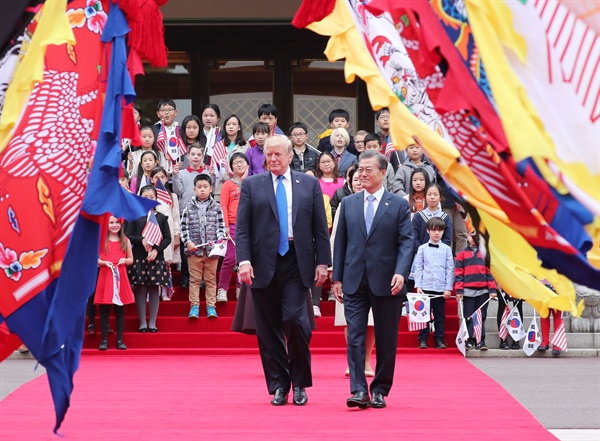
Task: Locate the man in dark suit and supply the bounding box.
[332,150,413,409]
[236,135,331,406]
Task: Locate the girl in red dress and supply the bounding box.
[94,216,134,350]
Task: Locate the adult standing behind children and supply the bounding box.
[290,122,320,175]
[332,150,413,410]
[236,135,331,407]
[181,174,226,319]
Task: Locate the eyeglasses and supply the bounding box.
[378,115,390,121]
[291,133,307,137]
[320,160,333,165]
[160,107,176,114]
[232,160,247,166]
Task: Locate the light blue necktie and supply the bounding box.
[276,175,289,255]
[365,194,375,234]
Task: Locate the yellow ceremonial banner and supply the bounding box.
[307,0,507,221]
[0,0,75,153]
[465,0,599,212]
[480,211,583,317]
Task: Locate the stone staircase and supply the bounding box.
[464,299,600,358]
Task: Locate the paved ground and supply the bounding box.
[2,355,599,440]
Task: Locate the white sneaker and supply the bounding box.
[236,287,240,299]
[313,305,322,317]
[216,288,228,303]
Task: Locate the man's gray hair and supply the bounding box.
[359,149,388,171]
[265,135,293,154]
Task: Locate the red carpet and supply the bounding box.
[1,354,554,440]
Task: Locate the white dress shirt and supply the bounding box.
[363,186,385,223]
[272,168,294,239]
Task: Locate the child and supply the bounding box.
[181,174,226,319]
[217,152,249,302]
[179,114,202,168]
[538,280,565,356]
[330,127,358,176]
[126,186,172,333]
[130,150,159,195]
[316,151,345,199]
[455,233,497,350]
[317,109,357,155]
[119,169,131,192]
[198,103,221,165]
[405,168,431,218]
[412,182,453,255]
[413,217,455,349]
[150,166,181,300]
[353,130,368,154]
[154,99,187,165]
[173,143,214,288]
[127,125,172,178]
[257,103,285,136]
[222,114,249,158]
[393,143,436,196]
[94,216,134,350]
[246,122,270,176]
[290,121,320,174]
[362,133,395,191]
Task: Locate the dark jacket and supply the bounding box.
[330,183,352,220]
[291,145,321,174]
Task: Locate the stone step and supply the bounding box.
[466,348,599,358]
[477,333,600,349]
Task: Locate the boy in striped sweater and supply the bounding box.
[455,234,497,350]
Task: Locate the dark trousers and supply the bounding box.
[463,294,489,343]
[497,294,523,342]
[251,244,312,394]
[99,304,124,341]
[418,292,446,341]
[344,274,403,396]
[86,294,96,327]
[180,244,189,281]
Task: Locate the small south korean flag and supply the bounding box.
[523,316,541,357]
[455,319,469,357]
[506,307,527,341]
[208,239,228,258]
[408,295,430,323]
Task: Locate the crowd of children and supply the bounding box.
[92,100,562,356]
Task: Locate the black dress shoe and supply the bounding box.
[179,276,189,288]
[537,344,549,352]
[271,388,288,406]
[434,339,447,349]
[148,327,158,333]
[98,340,108,351]
[347,391,370,409]
[116,341,127,350]
[371,392,386,409]
[293,387,308,406]
[138,327,148,333]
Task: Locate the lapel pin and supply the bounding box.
[295,179,300,184]
[385,202,389,206]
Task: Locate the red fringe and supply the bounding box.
[119,0,141,27]
[128,0,169,67]
[292,0,337,29]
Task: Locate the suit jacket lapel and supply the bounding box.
[355,191,368,238]
[368,191,392,237]
[263,173,278,221]
[290,170,299,226]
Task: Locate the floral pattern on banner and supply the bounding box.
[67,0,107,34]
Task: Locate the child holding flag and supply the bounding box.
[413,217,455,349]
[455,233,497,351]
[126,186,172,333]
[95,216,134,350]
[181,174,226,319]
[151,166,181,301]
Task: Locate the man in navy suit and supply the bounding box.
[236,135,331,406]
[333,150,413,409]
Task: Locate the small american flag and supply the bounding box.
[211,138,228,172]
[550,314,568,351]
[154,178,173,207]
[142,210,163,246]
[384,142,396,160]
[498,303,511,340]
[470,308,483,343]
